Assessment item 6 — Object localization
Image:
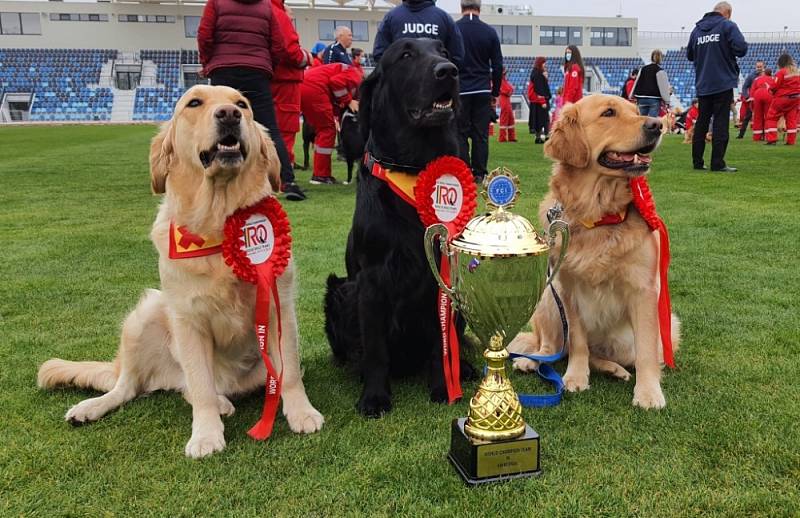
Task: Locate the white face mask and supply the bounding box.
[565,52,572,62]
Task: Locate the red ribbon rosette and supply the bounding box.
[415,156,477,403]
[222,196,292,440]
[630,176,674,368]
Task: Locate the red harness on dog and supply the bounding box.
[581,177,674,368]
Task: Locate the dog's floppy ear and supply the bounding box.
[149,121,174,194]
[259,126,282,193]
[358,65,380,142]
[544,103,591,169]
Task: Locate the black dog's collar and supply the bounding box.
[363,151,425,174]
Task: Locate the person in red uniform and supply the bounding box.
[497,68,516,142]
[765,53,800,145]
[750,69,775,141]
[300,63,362,184]
[624,68,638,101]
[562,44,585,104]
[270,0,312,182]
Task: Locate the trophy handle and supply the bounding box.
[424,223,457,300]
[545,219,570,286]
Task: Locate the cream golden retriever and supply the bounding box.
[509,95,680,409]
[38,85,323,457]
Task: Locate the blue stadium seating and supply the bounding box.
[3,45,798,122]
[133,50,182,121]
[0,48,115,121]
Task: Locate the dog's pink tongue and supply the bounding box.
[638,154,653,164]
[619,153,636,161]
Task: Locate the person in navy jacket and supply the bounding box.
[372,0,464,66]
[323,26,353,65]
[686,1,748,172]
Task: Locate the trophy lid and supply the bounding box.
[450,168,550,257]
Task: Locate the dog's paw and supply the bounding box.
[632,383,666,410]
[563,372,590,392]
[512,357,540,373]
[185,428,226,459]
[217,395,235,417]
[285,405,324,434]
[65,397,108,425]
[610,364,632,382]
[357,391,392,418]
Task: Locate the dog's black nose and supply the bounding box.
[644,117,662,134]
[433,62,458,81]
[215,105,242,126]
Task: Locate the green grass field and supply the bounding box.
[1,123,799,516]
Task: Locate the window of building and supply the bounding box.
[0,12,22,34]
[49,12,107,23]
[591,27,631,46]
[541,25,581,46]
[492,25,532,45]
[1,12,42,35]
[119,14,174,24]
[352,20,368,42]
[319,19,368,41]
[184,16,200,38]
[569,26,583,46]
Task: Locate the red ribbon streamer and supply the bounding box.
[630,176,675,368]
[415,157,477,403]
[222,197,292,439]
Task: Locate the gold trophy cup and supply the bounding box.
[424,168,569,485]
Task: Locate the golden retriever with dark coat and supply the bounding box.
[509,95,680,409]
[38,85,323,457]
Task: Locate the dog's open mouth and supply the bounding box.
[199,134,248,169]
[598,143,657,174]
[409,93,455,124]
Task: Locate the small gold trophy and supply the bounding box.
[424,168,569,485]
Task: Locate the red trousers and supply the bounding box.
[766,96,800,144]
[751,93,772,141]
[271,81,301,163]
[738,96,749,125]
[498,99,515,142]
[300,86,336,177]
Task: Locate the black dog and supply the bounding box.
[338,108,365,184]
[298,119,315,171]
[324,39,476,417]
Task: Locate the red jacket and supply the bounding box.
[312,57,324,67]
[271,0,311,83]
[563,64,583,104]
[499,78,513,98]
[751,75,776,100]
[624,78,636,99]
[771,68,800,98]
[302,63,362,107]
[685,105,699,130]
[197,0,285,78]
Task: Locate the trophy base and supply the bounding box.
[448,418,541,486]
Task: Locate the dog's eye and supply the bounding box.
[401,51,413,59]
[236,100,249,110]
[601,108,615,117]
[187,99,203,108]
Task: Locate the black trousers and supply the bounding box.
[210,67,295,185]
[457,93,493,179]
[693,89,734,170]
[529,103,550,137]
[738,104,752,137]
